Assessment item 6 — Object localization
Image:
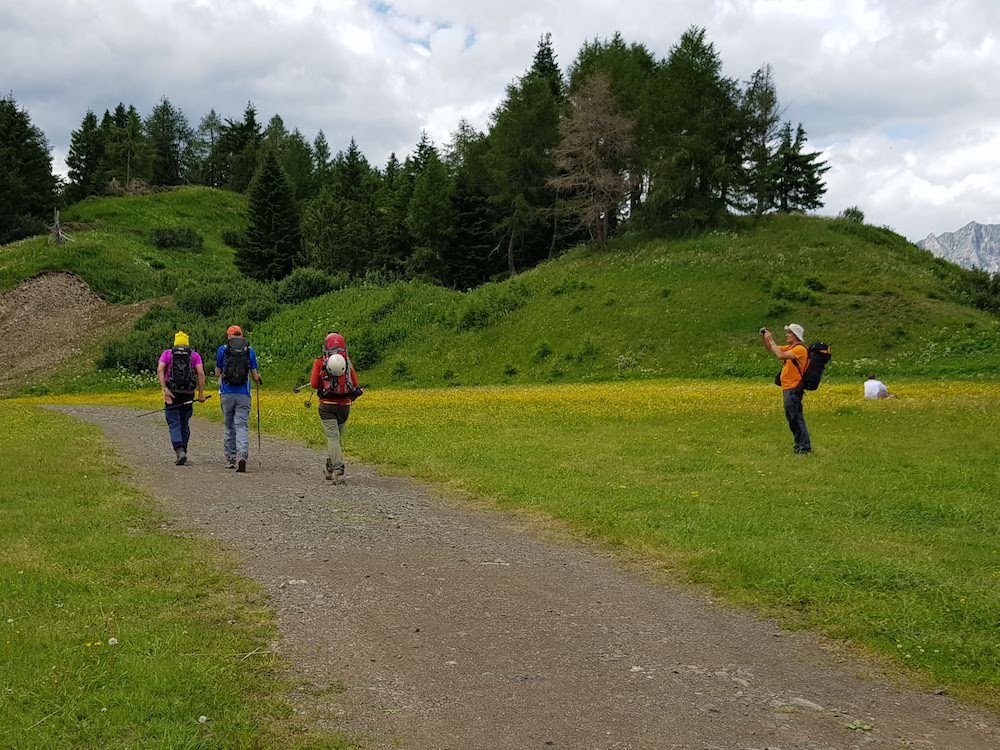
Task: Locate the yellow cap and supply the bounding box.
[173,331,190,347]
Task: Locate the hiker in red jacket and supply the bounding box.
[309,332,361,483]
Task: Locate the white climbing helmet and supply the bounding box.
[325,353,347,377]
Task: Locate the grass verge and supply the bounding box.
[0,404,352,749]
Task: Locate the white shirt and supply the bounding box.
[864,379,888,399]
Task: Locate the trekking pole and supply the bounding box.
[255,379,262,469]
[135,395,212,418]
[292,382,311,393]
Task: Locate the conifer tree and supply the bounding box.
[773,123,829,212]
[487,35,564,274]
[194,109,224,187]
[739,65,783,216]
[644,27,741,229]
[406,150,455,278]
[548,73,634,250]
[567,33,656,216]
[301,138,379,275]
[238,150,301,280]
[312,130,334,190]
[373,153,412,273]
[283,129,315,200]
[0,95,57,243]
[445,120,499,287]
[212,103,261,192]
[66,110,105,201]
[146,97,193,186]
[101,103,149,185]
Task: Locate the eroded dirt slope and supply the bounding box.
[0,272,157,393]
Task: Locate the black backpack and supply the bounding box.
[169,346,197,394]
[796,342,832,391]
[774,341,832,391]
[222,336,251,386]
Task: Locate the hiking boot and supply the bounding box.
[174,448,187,466]
[236,458,246,473]
[324,465,334,480]
[332,473,346,485]
[226,458,236,469]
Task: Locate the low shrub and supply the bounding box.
[150,227,203,251]
[533,341,553,362]
[390,359,411,381]
[275,267,347,305]
[221,230,246,250]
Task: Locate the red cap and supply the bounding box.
[227,325,243,337]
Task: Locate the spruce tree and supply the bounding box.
[644,27,742,229]
[283,129,315,200]
[739,65,783,216]
[212,102,261,192]
[66,110,105,201]
[194,109,224,186]
[0,96,57,244]
[773,123,829,212]
[146,97,193,186]
[312,130,334,191]
[444,121,499,287]
[406,150,455,278]
[373,153,412,274]
[487,36,564,274]
[238,150,301,280]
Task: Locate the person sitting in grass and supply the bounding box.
[157,331,206,466]
[863,373,895,399]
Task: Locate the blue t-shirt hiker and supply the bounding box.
[214,325,261,472]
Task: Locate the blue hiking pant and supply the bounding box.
[164,400,193,450]
[783,388,811,454]
[221,393,252,461]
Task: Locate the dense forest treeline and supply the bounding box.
[6,28,831,289]
[7,28,1000,318]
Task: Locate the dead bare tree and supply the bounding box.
[547,73,635,250]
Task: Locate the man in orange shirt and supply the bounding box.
[761,323,811,454]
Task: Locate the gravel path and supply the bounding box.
[60,406,998,750]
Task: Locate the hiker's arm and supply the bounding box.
[157,362,173,404]
[251,369,261,385]
[762,331,796,359]
[309,359,322,389]
[196,364,206,401]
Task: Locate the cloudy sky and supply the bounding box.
[3,0,998,241]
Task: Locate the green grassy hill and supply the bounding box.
[0,187,246,302]
[255,216,1000,386]
[3,187,999,391]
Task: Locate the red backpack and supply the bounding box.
[318,333,353,399]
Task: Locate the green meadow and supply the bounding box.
[43,380,1000,709]
[0,404,351,749]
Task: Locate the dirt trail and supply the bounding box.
[60,406,998,750]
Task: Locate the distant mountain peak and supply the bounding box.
[917,222,1000,272]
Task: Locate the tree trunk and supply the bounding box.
[507,230,517,276]
[548,214,558,259]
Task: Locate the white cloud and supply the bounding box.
[2,0,998,240]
